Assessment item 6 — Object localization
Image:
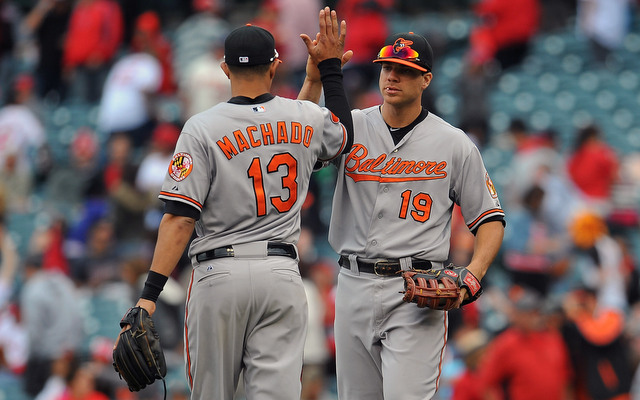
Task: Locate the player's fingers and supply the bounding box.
[339,19,347,45]
[330,9,339,38]
[300,33,313,50]
[318,7,327,37]
[342,50,353,67]
[323,7,333,37]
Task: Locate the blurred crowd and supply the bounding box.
[0,0,639,399]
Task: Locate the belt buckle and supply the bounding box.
[225,247,235,257]
[373,260,397,276]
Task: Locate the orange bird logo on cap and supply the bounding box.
[393,38,414,53]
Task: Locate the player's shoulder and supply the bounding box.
[425,112,476,144]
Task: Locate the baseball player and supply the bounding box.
[122,8,353,400]
[301,32,505,399]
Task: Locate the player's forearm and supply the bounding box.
[318,58,354,152]
[467,220,504,280]
[149,213,195,277]
[298,76,323,103]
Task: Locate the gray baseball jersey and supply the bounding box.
[158,95,347,399]
[330,106,504,399]
[159,96,347,255]
[329,106,504,261]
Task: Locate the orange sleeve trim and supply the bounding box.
[159,191,203,210]
[575,310,624,345]
[467,209,505,230]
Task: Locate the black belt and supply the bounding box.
[196,242,297,262]
[338,255,432,276]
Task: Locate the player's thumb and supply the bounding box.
[342,50,354,67]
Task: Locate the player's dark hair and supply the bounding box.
[227,62,273,77]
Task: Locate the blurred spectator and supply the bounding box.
[22,0,72,103]
[298,227,331,400]
[477,286,573,400]
[99,131,148,241]
[96,47,162,149]
[502,184,571,296]
[0,74,46,212]
[268,0,323,88]
[67,217,120,288]
[34,352,74,400]
[467,0,541,71]
[567,124,620,216]
[44,127,100,220]
[131,10,176,95]
[178,35,229,121]
[172,0,230,88]
[567,211,628,313]
[576,0,633,66]
[20,253,85,397]
[0,217,27,379]
[55,359,110,400]
[562,287,633,400]
[0,0,17,100]
[135,122,180,232]
[450,328,490,400]
[338,0,392,107]
[62,0,124,103]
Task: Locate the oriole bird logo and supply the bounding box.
[393,38,414,53]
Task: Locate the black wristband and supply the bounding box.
[140,270,169,302]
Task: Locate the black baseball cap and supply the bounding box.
[373,32,433,72]
[224,24,280,66]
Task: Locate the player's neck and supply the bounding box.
[381,102,423,129]
[230,79,273,99]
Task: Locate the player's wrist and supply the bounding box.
[140,270,168,303]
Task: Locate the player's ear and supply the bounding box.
[422,71,432,90]
[269,60,279,79]
[221,62,231,79]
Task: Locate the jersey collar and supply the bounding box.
[228,93,275,104]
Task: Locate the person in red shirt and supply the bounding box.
[451,329,495,400]
[467,0,540,70]
[62,0,123,103]
[131,10,176,95]
[477,286,573,400]
[567,124,620,211]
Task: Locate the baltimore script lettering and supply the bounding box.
[345,143,447,181]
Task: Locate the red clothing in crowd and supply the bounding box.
[452,369,497,400]
[469,0,540,65]
[567,141,619,199]
[131,11,176,95]
[337,0,392,64]
[478,329,572,400]
[63,0,123,68]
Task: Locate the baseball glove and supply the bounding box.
[113,306,167,392]
[401,264,483,311]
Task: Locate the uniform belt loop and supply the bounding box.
[348,254,359,274]
[399,257,413,271]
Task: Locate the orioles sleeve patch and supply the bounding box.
[169,152,193,182]
[485,172,498,199]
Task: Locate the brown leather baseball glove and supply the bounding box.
[401,264,483,311]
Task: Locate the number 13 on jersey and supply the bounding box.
[247,153,298,217]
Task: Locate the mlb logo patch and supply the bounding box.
[253,106,266,113]
[239,56,249,63]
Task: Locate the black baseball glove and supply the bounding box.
[113,306,167,392]
[401,264,483,311]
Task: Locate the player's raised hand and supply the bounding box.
[301,7,350,65]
